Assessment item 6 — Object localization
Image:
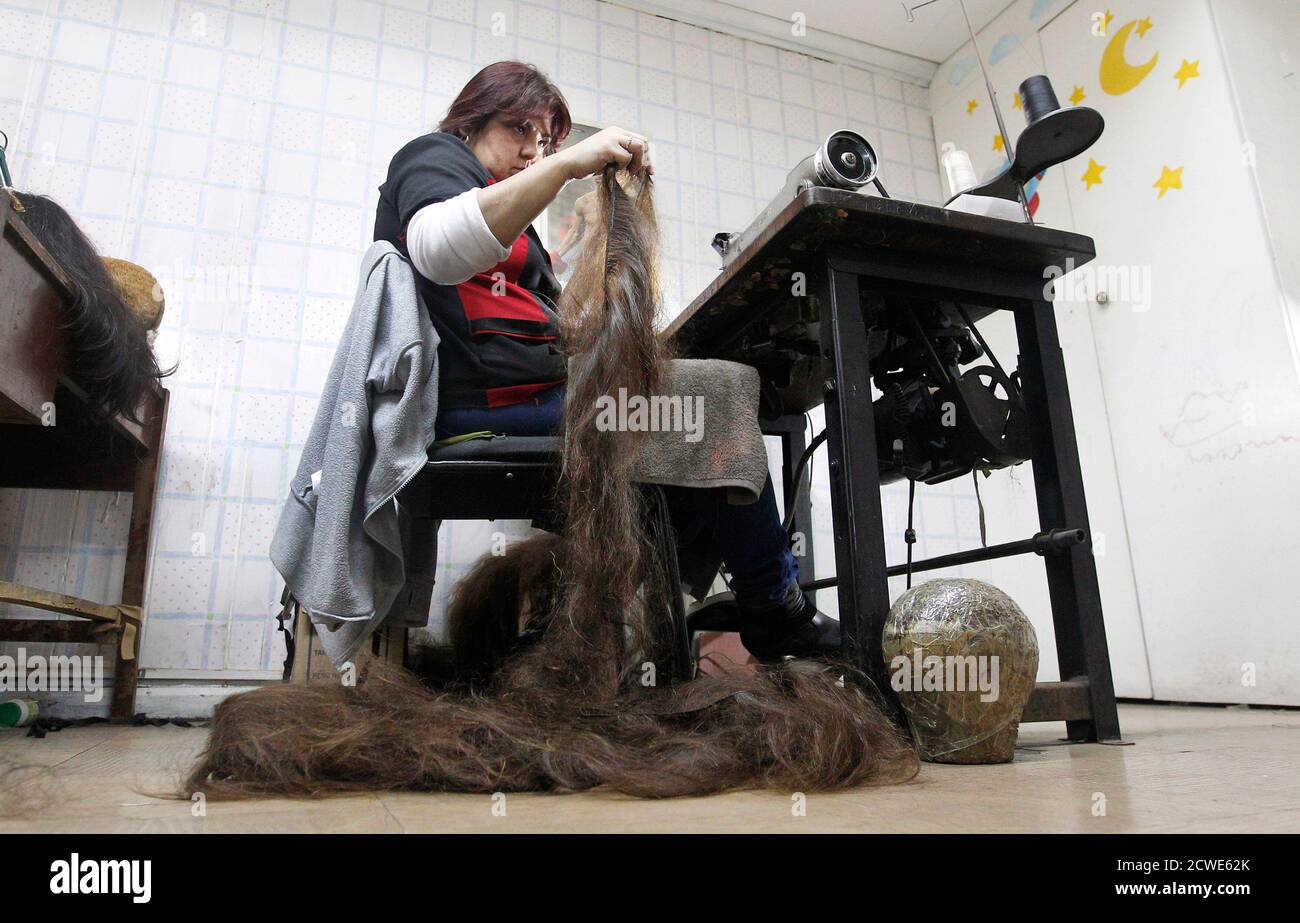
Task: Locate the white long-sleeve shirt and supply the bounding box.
[404,187,511,285]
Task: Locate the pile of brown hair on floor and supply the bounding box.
[182,166,919,800]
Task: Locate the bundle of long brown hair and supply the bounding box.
[183,167,917,799]
[12,191,173,424]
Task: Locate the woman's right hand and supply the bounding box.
[558,126,653,181]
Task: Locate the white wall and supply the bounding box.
[0,0,954,715]
[1211,0,1300,375]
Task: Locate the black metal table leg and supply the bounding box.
[1013,297,1122,742]
[816,261,903,724]
[764,414,817,581]
[643,484,694,683]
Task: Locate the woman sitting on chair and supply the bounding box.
[372,60,837,662]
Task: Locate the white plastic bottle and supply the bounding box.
[0,699,38,728]
[940,142,978,200]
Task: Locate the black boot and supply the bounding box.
[737,584,842,663]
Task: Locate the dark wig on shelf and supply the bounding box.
[12,191,173,424]
[182,167,918,800]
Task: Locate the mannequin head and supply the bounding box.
[883,578,1039,763]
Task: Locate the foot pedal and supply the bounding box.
[686,591,744,634]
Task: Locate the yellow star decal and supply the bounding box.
[1069,84,1086,105]
[1153,165,1183,199]
[967,98,979,115]
[1081,158,1105,190]
[1013,91,1022,110]
[993,134,1004,152]
[1103,10,1115,32]
[1136,16,1153,38]
[1174,59,1200,89]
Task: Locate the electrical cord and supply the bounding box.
[972,468,988,548]
[0,129,12,187]
[905,478,918,588]
[782,427,828,534]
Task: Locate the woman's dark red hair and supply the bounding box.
[437,61,572,156]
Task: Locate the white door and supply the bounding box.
[1039,0,1300,704]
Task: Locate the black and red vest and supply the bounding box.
[374,131,567,410]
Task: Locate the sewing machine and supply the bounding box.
[665,183,1121,742]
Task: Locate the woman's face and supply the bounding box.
[467,112,553,181]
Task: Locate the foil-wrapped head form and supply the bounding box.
[882,578,1038,763]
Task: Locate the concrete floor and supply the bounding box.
[1,702,1297,833]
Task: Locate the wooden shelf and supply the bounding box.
[0,192,169,717]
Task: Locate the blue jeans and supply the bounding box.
[435,384,799,610]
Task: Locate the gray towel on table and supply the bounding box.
[630,358,768,505]
[627,358,770,599]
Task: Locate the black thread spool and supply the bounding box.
[957,73,1103,203]
[1020,75,1061,124]
[1010,74,1104,183]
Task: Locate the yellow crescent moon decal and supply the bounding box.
[1100,19,1158,95]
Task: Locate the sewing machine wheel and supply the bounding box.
[948,365,1030,467]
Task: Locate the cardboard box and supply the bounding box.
[287,604,407,685]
